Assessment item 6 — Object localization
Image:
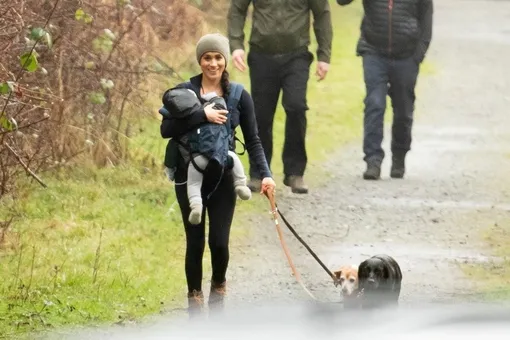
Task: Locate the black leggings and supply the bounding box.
[174,168,236,293]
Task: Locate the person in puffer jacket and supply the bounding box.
[337,0,433,180]
[159,88,252,226]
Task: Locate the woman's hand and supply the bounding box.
[204,103,228,124]
[260,177,276,195]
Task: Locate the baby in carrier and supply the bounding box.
[159,87,251,225]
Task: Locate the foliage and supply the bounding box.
[0,0,211,199]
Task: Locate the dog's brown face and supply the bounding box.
[334,265,359,297]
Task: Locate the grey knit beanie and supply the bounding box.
[195,33,230,66]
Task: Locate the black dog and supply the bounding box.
[357,254,402,309]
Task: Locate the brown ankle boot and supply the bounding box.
[208,280,226,311]
[187,289,204,318]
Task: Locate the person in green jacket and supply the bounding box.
[227,0,333,194]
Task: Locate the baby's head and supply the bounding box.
[202,92,227,111]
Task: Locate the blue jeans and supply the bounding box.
[362,54,420,165]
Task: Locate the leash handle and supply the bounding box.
[264,188,316,300]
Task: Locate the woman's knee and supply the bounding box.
[186,237,205,254]
[208,236,229,252]
[186,226,205,246]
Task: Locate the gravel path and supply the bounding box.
[223,0,510,308]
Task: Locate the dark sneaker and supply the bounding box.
[363,163,381,180]
[390,152,406,179]
[283,175,309,194]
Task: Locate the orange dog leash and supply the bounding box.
[264,186,317,300]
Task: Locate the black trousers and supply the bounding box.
[174,167,236,293]
[362,54,420,164]
[247,48,313,179]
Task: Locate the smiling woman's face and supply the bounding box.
[199,52,225,82]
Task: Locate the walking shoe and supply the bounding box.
[187,289,204,318]
[363,162,381,180]
[208,280,227,312]
[283,175,308,194]
[390,152,406,179]
[247,178,261,192]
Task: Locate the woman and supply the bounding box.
[160,33,275,317]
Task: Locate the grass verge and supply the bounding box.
[0,167,188,339]
[462,222,510,300]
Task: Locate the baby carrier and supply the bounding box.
[159,81,245,197]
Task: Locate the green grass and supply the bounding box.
[0,167,188,338]
[462,222,510,300]
[0,0,439,337]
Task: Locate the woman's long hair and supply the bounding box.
[221,69,230,97]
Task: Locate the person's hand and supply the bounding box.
[260,177,276,196]
[204,103,228,124]
[232,49,247,72]
[316,61,329,81]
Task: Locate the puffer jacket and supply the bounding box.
[337,0,433,63]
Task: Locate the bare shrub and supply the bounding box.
[0,0,223,198]
[0,0,231,241]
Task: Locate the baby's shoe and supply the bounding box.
[188,203,203,225]
[235,185,252,200]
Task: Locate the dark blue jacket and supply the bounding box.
[337,0,433,63]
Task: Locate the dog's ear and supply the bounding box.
[383,264,390,280]
[357,261,367,288]
[333,269,342,279]
[357,260,367,276]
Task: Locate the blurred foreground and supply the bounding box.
[40,301,510,339]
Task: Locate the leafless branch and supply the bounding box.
[4,143,47,188]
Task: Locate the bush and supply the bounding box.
[0,0,218,198]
